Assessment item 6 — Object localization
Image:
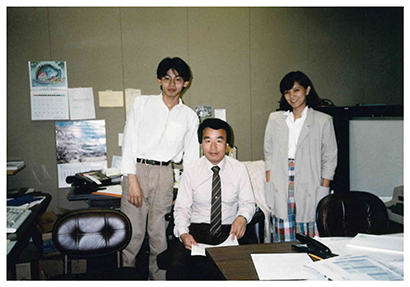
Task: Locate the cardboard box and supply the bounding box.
[36,206,69,234]
[36,207,69,256]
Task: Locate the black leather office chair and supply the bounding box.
[316,191,389,237]
[50,208,142,280]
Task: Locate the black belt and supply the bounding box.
[137,158,171,166]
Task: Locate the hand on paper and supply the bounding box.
[128,175,143,208]
[230,216,247,240]
[181,233,198,250]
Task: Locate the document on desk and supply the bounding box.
[191,234,238,256]
[251,253,325,280]
[305,254,403,280]
[346,233,403,254]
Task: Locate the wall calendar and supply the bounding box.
[30,90,69,120]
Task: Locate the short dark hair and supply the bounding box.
[198,118,232,147]
[156,57,191,82]
[278,71,320,111]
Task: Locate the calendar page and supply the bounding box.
[31,90,69,120]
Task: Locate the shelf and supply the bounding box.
[7,163,26,175]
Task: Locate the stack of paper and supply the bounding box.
[305,234,404,280]
[305,254,403,280]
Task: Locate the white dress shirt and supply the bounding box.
[121,94,199,175]
[173,156,256,239]
[285,106,308,159]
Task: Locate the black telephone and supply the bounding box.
[292,233,338,259]
[66,170,112,194]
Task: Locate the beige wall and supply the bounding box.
[7,7,403,210]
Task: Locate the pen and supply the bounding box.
[308,253,323,261]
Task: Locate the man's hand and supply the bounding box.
[180,233,198,250]
[128,174,143,208]
[230,216,247,240]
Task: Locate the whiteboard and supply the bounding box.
[349,119,403,198]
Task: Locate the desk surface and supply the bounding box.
[206,242,296,280]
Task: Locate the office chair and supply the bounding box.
[316,191,389,237]
[50,208,142,280]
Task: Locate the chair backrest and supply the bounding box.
[52,209,132,258]
[316,191,389,237]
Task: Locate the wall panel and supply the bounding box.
[187,7,252,160]
[250,7,310,161]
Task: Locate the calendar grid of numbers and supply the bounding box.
[30,91,69,120]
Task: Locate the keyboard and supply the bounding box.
[7,206,32,233]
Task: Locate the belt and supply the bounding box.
[137,158,171,166]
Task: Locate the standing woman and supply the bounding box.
[264,71,337,242]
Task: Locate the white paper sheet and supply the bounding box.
[251,253,324,280]
[214,109,226,121]
[68,87,96,120]
[191,234,238,256]
[125,88,141,117]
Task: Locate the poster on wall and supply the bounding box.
[55,119,107,188]
[29,61,68,90]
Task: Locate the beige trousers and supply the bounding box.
[121,163,173,280]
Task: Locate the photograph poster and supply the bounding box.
[55,119,107,188]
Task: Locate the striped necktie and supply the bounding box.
[210,166,222,237]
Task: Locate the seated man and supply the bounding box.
[167,118,256,280]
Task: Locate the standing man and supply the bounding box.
[168,118,256,280]
[120,57,199,280]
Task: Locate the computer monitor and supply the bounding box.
[349,118,403,199]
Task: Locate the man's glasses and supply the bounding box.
[162,74,185,85]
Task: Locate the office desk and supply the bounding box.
[67,186,121,208]
[206,242,296,280]
[7,192,52,280]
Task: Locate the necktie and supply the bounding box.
[210,166,222,237]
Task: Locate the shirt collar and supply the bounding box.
[284,106,309,120]
[203,155,227,172]
[160,93,182,110]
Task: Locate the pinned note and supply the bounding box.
[98,91,124,107]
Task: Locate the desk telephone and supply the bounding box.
[292,233,338,259]
[66,171,112,194]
